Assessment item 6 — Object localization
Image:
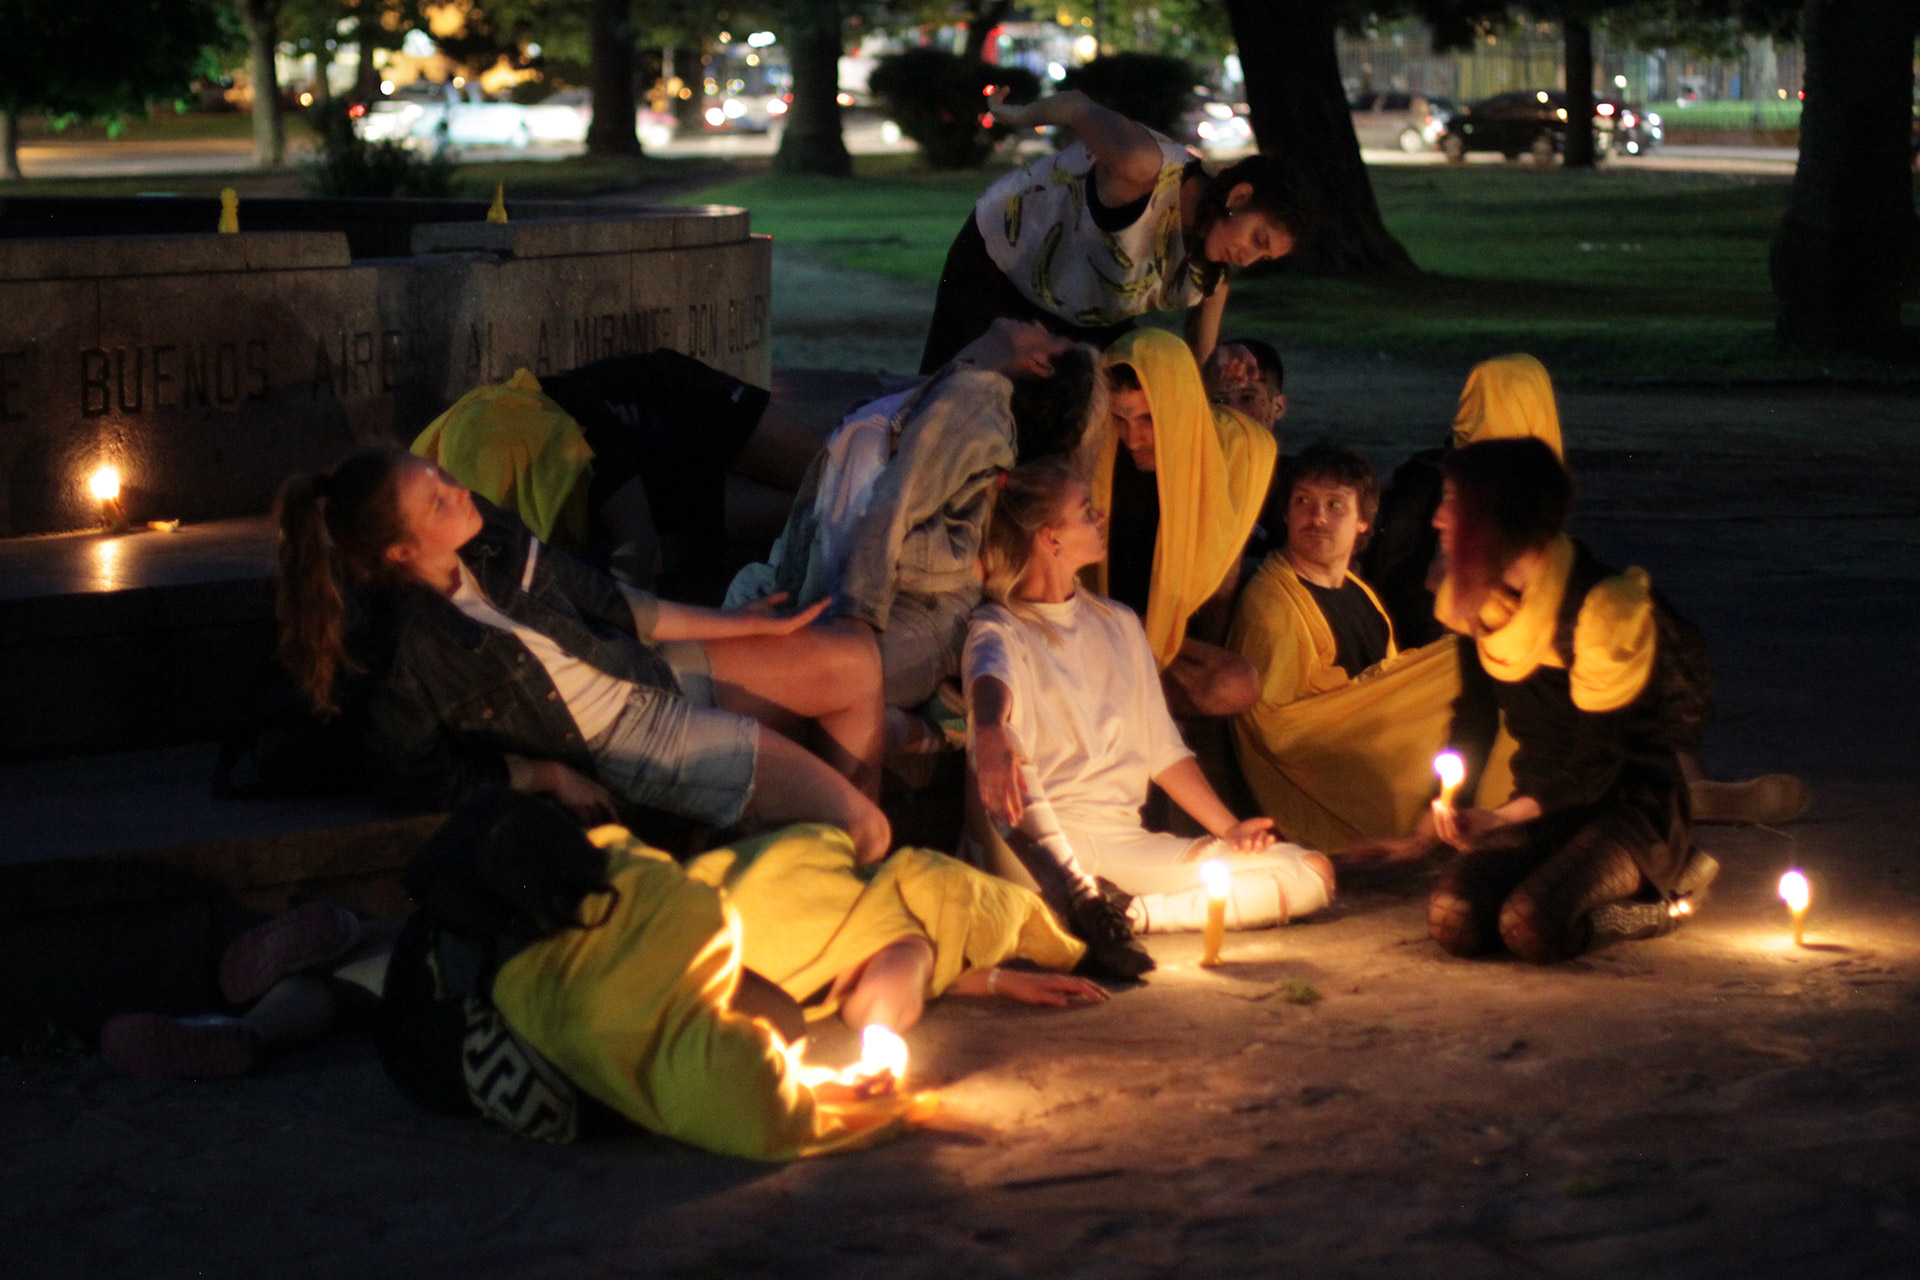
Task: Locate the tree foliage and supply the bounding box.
[0,0,226,120]
[868,45,1037,168]
[1059,52,1199,140]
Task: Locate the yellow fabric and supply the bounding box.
[1436,532,1654,713]
[1228,554,1513,851]
[684,825,1085,1019]
[411,368,594,547]
[1571,566,1656,712]
[1090,329,1278,669]
[1451,354,1565,458]
[490,827,908,1162]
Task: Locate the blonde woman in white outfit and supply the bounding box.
[963,460,1334,973]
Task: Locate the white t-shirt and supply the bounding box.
[963,593,1193,845]
[451,560,632,743]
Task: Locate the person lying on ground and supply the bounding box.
[1351,438,1720,962]
[1088,328,1276,718]
[919,86,1312,373]
[412,349,826,593]
[380,792,1103,1160]
[1229,442,1515,855]
[101,902,397,1080]
[962,461,1333,957]
[276,448,891,861]
[1361,353,1809,825]
[727,318,1103,712]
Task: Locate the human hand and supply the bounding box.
[990,969,1109,1008]
[1214,816,1276,852]
[536,762,621,826]
[1345,832,1438,864]
[740,594,831,636]
[985,84,1035,129]
[1432,803,1504,851]
[809,1069,900,1105]
[972,723,1027,827]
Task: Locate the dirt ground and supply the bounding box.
[5,246,1918,1279]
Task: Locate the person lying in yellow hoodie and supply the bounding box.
[1229,443,1514,855]
[381,794,1098,1161]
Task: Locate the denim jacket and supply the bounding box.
[828,367,1016,628]
[365,500,673,811]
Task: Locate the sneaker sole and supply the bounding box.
[100,1014,261,1080]
[218,903,359,1006]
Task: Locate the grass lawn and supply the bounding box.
[686,154,1914,383]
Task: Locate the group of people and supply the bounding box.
[100,89,1806,1161]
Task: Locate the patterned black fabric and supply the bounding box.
[460,999,581,1144]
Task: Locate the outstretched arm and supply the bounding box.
[1154,757,1276,853]
[987,87,1165,206]
[631,589,831,643]
[1186,278,1230,365]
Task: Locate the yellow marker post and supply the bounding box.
[218,188,239,234]
[486,184,508,224]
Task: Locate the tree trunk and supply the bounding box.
[963,0,1014,63]
[774,0,850,176]
[1770,0,1920,353]
[1562,16,1596,169]
[1221,0,1417,278]
[586,0,641,155]
[240,0,287,167]
[355,19,380,101]
[1,110,21,181]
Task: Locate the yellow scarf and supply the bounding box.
[1451,354,1565,458]
[412,368,594,547]
[1090,328,1277,668]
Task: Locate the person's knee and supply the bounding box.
[1498,889,1574,964]
[1303,851,1337,902]
[1428,886,1485,957]
[1182,654,1259,718]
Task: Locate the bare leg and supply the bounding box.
[742,725,892,863]
[1162,638,1259,719]
[838,937,934,1032]
[733,400,833,490]
[241,976,337,1049]
[707,623,886,799]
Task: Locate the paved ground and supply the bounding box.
[4,247,1918,1278]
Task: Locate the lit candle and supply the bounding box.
[88,465,127,532]
[1779,870,1810,946]
[1200,858,1230,968]
[1432,750,1466,816]
[857,1024,908,1088]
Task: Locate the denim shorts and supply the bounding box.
[878,586,980,708]
[589,681,758,829]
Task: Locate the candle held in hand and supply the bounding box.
[1432,751,1466,813]
[1200,859,1230,968]
[1779,870,1810,946]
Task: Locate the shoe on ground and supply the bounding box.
[1586,899,1680,948]
[1690,774,1812,825]
[100,1013,262,1080]
[1068,893,1155,981]
[218,902,360,1006]
[1672,848,1721,906]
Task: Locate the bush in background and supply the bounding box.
[1060,52,1199,140]
[869,49,1040,169]
[303,99,453,198]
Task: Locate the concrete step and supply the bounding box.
[0,518,278,764]
[0,743,437,1045]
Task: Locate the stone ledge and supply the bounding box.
[0,231,352,282]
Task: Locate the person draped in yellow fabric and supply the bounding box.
[1358,439,1719,963]
[1090,327,1278,717]
[412,368,597,549]
[1362,354,1565,653]
[381,793,1100,1161]
[1362,353,1809,826]
[1229,442,1514,855]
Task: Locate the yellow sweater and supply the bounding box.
[412,368,594,547]
[491,824,1082,1161]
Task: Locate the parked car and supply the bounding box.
[355,82,534,150]
[1439,90,1661,163]
[1349,90,1457,152]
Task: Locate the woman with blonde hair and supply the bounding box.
[962,460,1333,978]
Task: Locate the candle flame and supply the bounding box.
[859,1025,908,1083]
[1778,870,1810,914]
[1433,751,1465,790]
[87,465,122,503]
[1200,858,1231,899]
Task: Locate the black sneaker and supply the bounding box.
[1069,893,1155,981]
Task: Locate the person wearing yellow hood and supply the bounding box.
[1374,438,1719,963]
[380,793,1100,1160]
[1363,354,1565,652]
[1091,327,1278,718]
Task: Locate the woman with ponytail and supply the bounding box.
[919,88,1313,373]
[274,448,892,862]
[961,461,1334,977]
